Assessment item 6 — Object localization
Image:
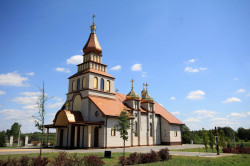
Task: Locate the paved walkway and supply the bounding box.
[0,144,232,157]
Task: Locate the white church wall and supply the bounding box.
[89,101,105,122]
[169,124,182,142]
[161,117,170,143]
[140,114,147,145]
[155,115,161,144]
[107,118,131,147]
[99,126,105,148]
[81,98,89,121]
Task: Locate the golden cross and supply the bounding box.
[143,83,145,89]
[130,79,134,89]
[145,83,149,91]
[92,14,96,22]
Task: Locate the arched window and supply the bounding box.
[106,80,110,92]
[82,77,86,88]
[77,79,80,90]
[111,127,116,136]
[94,55,96,62]
[100,78,104,90]
[73,94,81,111]
[94,77,98,89]
[72,80,76,91]
[150,123,153,137]
[135,121,138,136]
[174,131,178,137]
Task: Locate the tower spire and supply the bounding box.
[130,78,134,90]
[90,14,96,33]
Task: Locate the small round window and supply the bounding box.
[95,111,99,117]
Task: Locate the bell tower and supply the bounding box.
[66,15,115,112]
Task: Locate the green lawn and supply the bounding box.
[0,152,249,166]
[170,147,223,153]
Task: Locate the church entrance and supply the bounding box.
[60,129,64,147]
[71,126,75,148]
[94,127,99,147]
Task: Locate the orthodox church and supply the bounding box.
[45,16,183,148]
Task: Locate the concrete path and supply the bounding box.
[0,144,231,157]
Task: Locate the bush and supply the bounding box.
[19,156,31,166]
[31,156,49,166]
[222,147,250,154]
[31,141,40,146]
[126,152,139,165]
[119,148,171,165]
[51,151,68,166]
[83,155,105,166]
[158,148,171,161]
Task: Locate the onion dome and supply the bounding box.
[141,83,154,102]
[126,79,139,100]
[83,14,102,55]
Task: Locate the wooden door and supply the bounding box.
[94,127,99,147]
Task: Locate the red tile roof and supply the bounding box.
[90,93,183,125]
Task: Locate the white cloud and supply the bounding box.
[0,109,34,123]
[184,67,207,73]
[247,92,250,96]
[186,90,205,100]
[193,109,217,118]
[48,102,64,109]
[222,97,241,103]
[131,64,142,71]
[227,112,247,118]
[193,109,217,115]
[110,65,121,71]
[235,89,246,93]
[142,72,147,77]
[55,67,71,73]
[12,96,38,105]
[170,97,176,100]
[0,90,6,95]
[25,72,35,76]
[171,111,180,115]
[184,118,200,123]
[0,71,29,86]
[67,55,82,65]
[248,112,250,116]
[20,92,41,96]
[234,78,239,81]
[22,105,37,110]
[0,105,3,107]
[186,59,196,64]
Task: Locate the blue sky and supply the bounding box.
[0,0,249,132]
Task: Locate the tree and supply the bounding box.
[116,109,131,159]
[181,125,192,144]
[0,131,6,147]
[208,130,214,150]
[202,128,209,152]
[9,122,21,141]
[32,82,50,156]
[218,130,226,148]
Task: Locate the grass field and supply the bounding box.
[0,152,249,166]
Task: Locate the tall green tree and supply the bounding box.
[208,130,215,150]
[0,131,6,147]
[181,125,192,144]
[10,122,21,141]
[219,130,226,148]
[202,128,209,152]
[116,109,131,158]
[32,82,50,156]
